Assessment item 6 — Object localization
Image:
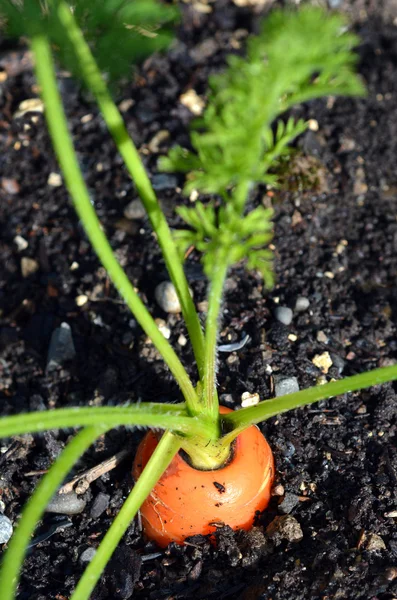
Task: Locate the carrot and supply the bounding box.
[133,406,274,547]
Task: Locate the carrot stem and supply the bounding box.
[53,0,206,384]
[70,431,181,600]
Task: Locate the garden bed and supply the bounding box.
[1,1,397,598]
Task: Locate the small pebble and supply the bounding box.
[80,547,97,563]
[312,352,333,374]
[47,322,76,372]
[279,493,300,515]
[14,235,28,252]
[0,514,13,544]
[21,257,39,278]
[155,318,171,339]
[179,89,205,116]
[241,391,260,408]
[76,295,88,307]
[124,199,146,220]
[47,172,62,187]
[316,330,328,344]
[266,515,303,543]
[14,98,44,118]
[46,491,86,515]
[151,174,177,191]
[294,296,310,312]
[274,306,293,326]
[90,493,110,519]
[177,334,188,346]
[274,376,299,397]
[155,281,184,313]
[364,533,386,552]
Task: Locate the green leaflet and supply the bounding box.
[0,0,178,84]
[160,6,365,286]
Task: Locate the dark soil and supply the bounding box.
[1,1,397,599]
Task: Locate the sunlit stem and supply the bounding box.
[0,426,106,600]
[29,26,200,414]
[53,0,205,382]
[70,431,181,600]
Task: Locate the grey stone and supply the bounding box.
[266,515,303,544]
[90,493,110,519]
[151,174,177,191]
[364,533,386,552]
[46,491,86,515]
[294,296,310,312]
[47,322,76,372]
[123,199,146,220]
[279,493,300,515]
[0,514,13,544]
[274,376,300,397]
[155,281,183,313]
[80,547,97,563]
[274,306,293,325]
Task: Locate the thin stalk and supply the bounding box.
[202,251,229,422]
[29,31,200,415]
[0,426,105,600]
[53,0,205,377]
[0,405,218,440]
[71,431,181,600]
[221,364,397,443]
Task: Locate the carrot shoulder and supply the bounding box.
[133,407,274,547]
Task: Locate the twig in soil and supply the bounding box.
[58,448,130,495]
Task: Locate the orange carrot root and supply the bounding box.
[133,406,274,547]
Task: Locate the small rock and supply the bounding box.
[151,174,177,191]
[124,199,146,220]
[47,172,62,187]
[1,178,20,195]
[21,257,39,278]
[76,295,88,307]
[155,281,183,313]
[147,129,170,154]
[316,330,328,343]
[179,89,205,116]
[364,533,386,552]
[274,376,299,397]
[197,300,209,313]
[312,351,333,374]
[266,515,303,543]
[14,97,44,118]
[14,235,28,252]
[80,547,97,563]
[177,334,187,346]
[90,493,110,519]
[0,514,13,544]
[47,322,76,372]
[279,493,300,515]
[274,306,293,326]
[241,391,260,408]
[46,491,86,515]
[295,296,310,312]
[155,318,171,339]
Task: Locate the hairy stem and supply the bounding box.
[202,251,229,422]
[29,29,200,414]
[0,405,218,440]
[0,426,105,600]
[71,431,181,600]
[53,0,205,380]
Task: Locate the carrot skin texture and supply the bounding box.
[133,407,274,547]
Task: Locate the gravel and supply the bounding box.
[274,306,293,325]
[274,376,300,397]
[0,514,13,544]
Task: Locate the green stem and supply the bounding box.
[71,431,181,600]
[221,364,397,443]
[29,30,200,414]
[53,0,205,378]
[0,405,218,440]
[202,252,229,422]
[0,426,105,600]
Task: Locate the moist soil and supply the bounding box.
[1,1,397,599]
